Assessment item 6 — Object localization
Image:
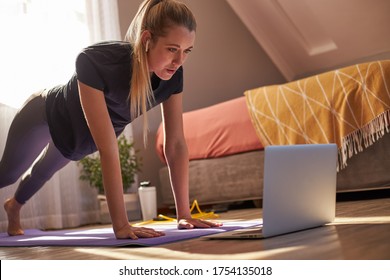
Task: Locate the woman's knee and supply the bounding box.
[0,166,21,188]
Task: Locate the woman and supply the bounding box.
[0,0,221,239]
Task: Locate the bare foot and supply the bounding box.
[4,198,24,236]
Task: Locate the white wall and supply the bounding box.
[227,0,390,80]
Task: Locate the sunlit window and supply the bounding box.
[0,0,90,108]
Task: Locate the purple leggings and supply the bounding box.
[0,92,70,204]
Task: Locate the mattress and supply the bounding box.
[159,150,263,206]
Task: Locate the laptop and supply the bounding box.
[206,144,338,239]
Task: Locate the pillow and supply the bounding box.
[156,96,263,163]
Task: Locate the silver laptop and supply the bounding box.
[207,144,338,239]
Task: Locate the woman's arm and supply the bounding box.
[78,81,163,239]
[161,93,222,229]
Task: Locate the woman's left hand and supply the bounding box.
[177,218,223,229]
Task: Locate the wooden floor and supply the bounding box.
[0,190,389,260]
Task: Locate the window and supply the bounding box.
[0,0,119,108]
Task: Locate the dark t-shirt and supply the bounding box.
[45,41,183,160]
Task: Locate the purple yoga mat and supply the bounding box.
[0,220,261,247]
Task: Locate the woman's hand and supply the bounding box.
[115,224,165,240]
[177,218,223,229]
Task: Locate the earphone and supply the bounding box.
[145,40,150,52]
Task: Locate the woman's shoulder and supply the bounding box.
[86,40,131,50]
[75,41,132,90]
[79,41,132,62]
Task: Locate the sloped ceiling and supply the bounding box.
[227,0,390,81]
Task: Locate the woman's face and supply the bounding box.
[147,25,196,80]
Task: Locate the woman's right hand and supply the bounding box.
[114,223,165,240]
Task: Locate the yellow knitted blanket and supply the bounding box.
[245,60,390,169]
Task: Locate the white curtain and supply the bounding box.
[85,0,122,43]
[0,0,127,231]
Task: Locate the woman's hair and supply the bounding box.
[125,0,197,145]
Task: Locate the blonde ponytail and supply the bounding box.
[125,0,196,146]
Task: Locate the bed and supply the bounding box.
[156,60,390,207]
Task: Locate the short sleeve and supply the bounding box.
[75,52,105,91]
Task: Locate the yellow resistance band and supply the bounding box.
[134,199,219,226]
